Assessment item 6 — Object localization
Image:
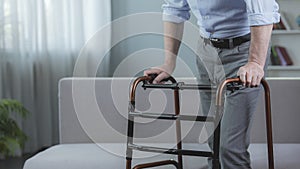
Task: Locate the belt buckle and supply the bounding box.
[209,38,227,49]
[210,38,221,42]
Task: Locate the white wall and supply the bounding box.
[110,0,199,77]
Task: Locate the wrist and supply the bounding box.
[164,58,176,69]
[162,63,175,74]
[164,60,176,67]
[248,60,264,69]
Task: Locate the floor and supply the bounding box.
[0,154,32,169]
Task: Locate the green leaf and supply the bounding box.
[0,99,29,118]
[0,99,30,156]
[0,137,21,157]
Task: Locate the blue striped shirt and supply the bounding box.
[162,0,280,38]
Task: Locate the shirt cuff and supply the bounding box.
[162,8,190,23]
[248,12,280,26]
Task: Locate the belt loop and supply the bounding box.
[203,37,210,45]
[229,39,234,49]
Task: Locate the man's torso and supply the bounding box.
[187,0,250,39]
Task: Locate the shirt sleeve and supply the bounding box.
[162,0,191,23]
[244,0,280,26]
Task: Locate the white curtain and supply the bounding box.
[0,0,111,154]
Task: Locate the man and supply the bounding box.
[144,0,280,168]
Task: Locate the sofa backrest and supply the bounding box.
[59,77,300,144]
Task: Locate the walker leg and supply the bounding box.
[261,79,274,169]
[126,101,135,169]
[126,159,132,169]
[174,89,183,169]
[212,105,221,169]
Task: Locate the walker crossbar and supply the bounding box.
[128,143,214,157]
[129,112,215,122]
[142,81,244,91]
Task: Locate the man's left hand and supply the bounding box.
[237,61,264,87]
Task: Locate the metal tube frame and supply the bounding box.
[126,76,274,169]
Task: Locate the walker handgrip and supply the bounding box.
[226,80,244,92]
[147,73,174,84]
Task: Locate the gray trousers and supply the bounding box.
[196,36,269,169]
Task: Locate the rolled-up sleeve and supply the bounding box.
[244,0,280,26]
[162,0,191,23]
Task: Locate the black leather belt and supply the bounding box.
[204,33,251,49]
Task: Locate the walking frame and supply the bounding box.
[126,75,274,169]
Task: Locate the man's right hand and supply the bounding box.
[144,64,175,84]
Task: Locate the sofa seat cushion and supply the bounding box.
[23,143,300,169]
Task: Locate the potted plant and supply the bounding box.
[0,99,29,158]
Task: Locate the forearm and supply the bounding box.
[143,21,184,82]
[248,24,273,67]
[163,21,184,68]
[237,24,273,86]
